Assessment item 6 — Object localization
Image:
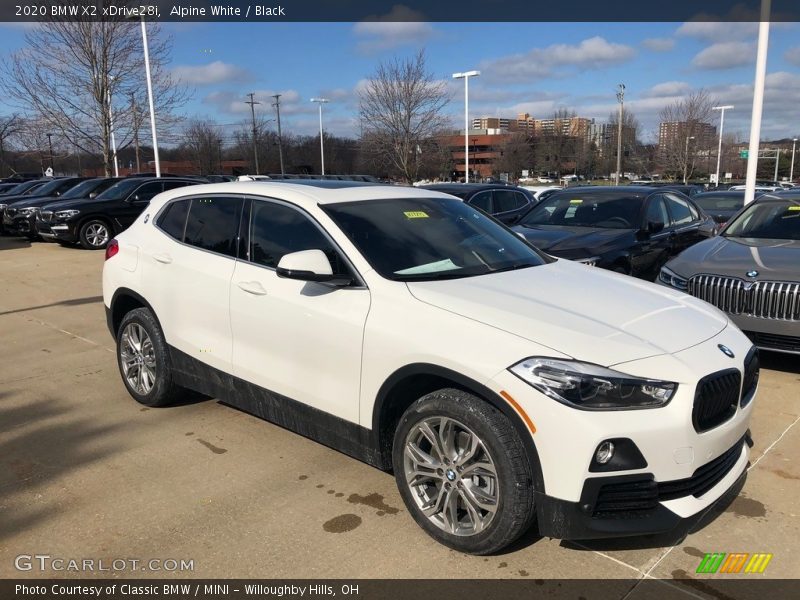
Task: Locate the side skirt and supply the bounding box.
[168,346,388,470]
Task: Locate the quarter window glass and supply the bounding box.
[184,197,243,257]
[132,182,163,203]
[494,190,528,213]
[469,191,492,213]
[645,196,669,226]
[664,193,694,226]
[249,200,346,273]
[156,199,190,241]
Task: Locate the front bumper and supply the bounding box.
[487,327,756,539]
[3,214,37,237]
[39,221,79,243]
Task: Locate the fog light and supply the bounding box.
[595,441,615,464]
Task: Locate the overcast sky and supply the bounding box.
[1,15,798,143]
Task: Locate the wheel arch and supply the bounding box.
[372,363,545,493]
[109,288,162,338]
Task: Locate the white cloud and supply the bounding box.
[172,61,252,85]
[641,81,691,98]
[642,37,675,52]
[676,21,758,42]
[480,37,636,83]
[692,42,755,70]
[785,46,800,66]
[353,5,437,54]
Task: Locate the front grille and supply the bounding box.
[39,211,53,223]
[745,331,800,353]
[590,438,745,517]
[658,437,745,500]
[741,347,760,408]
[5,207,17,217]
[688,274,800,321]
[693,369,741,433]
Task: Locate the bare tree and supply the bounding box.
[605,109,647,177]
[359,50,450,183]
[0,114,20,177]
[658,89,716,181]
[535,108,578,177]
[2,6,189,175]
[495,133,534,181]
[183,119,224,175]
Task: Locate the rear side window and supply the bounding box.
[493,190,528,213]
[645,195,669,226]
[184,197,244,258]
[156,199,190,241]
[468,191,492,213]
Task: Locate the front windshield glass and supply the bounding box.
[22,182,47,195]
[60,179,105,199]
[95,178,144,200]
[724,200,800,240]
[323,197,548,282]
[519,191,644,229]
[693,194,744,212]
[31,178,72,196]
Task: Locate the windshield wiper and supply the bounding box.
[490,262,535,273]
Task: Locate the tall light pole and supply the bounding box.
[774,148,781,182]
[46,133,54,172]
[614,84,625,185]
[245,93,261,174]
[311,98,329,175]
[791,137,797,182]
[452,70,480,182]
[745,0,771,204]
[272,94,285,175]
[137,16,160,177]
[712,105,733,186]
[683,135,695,184]
[107,78,119,177]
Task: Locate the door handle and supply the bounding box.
[237,281,267,296]
[153,253,172,264]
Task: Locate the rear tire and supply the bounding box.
[116,308,183,407]
[78,219,111,250]
[392,388,536,554]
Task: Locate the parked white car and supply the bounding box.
[103,181,758,554]
[518,185,562,200]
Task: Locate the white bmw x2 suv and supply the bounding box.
[103,181,759,554]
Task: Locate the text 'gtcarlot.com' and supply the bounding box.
[14,554,194,572]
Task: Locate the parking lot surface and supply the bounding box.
[1,237,798,591]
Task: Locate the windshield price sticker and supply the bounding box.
[404,211,429,219]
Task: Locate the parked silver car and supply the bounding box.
[658,192,800,354]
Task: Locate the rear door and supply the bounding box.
[115,182,164,229]
[633,193,674,278]
[664,192,704,254]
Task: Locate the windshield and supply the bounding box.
[60,179,107,199]
[95,178,146,200]
[724,200,800,240]
[22,182,47,195]
[520,191,644,229]
[693,194,744,212]
[323,197,548,282]
[31,178,75,196]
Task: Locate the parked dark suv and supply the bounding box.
[2,177,88,235]
[420,183,536,224]
[37,177,202,249]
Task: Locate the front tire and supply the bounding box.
[78,219,111,250]
[116,308,182,407]
[392,388,536,554]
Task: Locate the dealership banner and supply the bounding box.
[3,0,800,23]
[4,579,800,600]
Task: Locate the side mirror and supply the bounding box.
[646,220,665,234]
[89,192,98,199]
[276,249,352,286]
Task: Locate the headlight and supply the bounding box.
[0,203,6,211]
[509,357,677,410]
[574,256,600,267]
[55,209,80,218]
[659,266,688,290]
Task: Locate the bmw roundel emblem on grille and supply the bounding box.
[718,344,735,358]
[746,270,758,278]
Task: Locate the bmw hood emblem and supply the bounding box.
[718,344,735,358]
[746,270,759,278]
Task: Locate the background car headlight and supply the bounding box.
[509,357,677,410]
[658,266,688,290]
[574,256,600,267]
[0,203,7,211]
[55,209,81,218]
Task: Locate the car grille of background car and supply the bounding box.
[688,275,800,321]
[39,211,53,223]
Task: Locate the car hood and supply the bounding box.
[41,197,106,211]
[512,224,633,257]
[4,195,60,209]
[667,235,800,282]
[406,259,728,366]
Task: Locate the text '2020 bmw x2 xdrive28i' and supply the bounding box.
[103,181,759,554]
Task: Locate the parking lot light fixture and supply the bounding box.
[311,98,329,175]
[452,71,480,183]
[791,138,797,182]
[745,0,771,204]
[615,84,625,185]
[712,105,734,187]
[140,16,160,177]
[683,136,695,184]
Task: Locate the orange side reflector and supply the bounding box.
[500,390,536,434]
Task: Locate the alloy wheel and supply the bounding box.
[120,323,157,395]
[85,223,109,247]
[403,416,499,536]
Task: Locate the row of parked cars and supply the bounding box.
[2,174,799,354]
